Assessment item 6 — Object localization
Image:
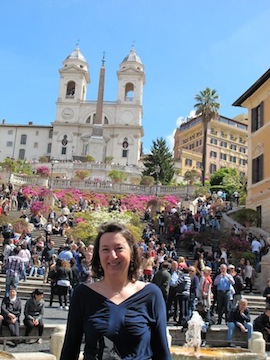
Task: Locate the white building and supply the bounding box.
[0,46,145,167]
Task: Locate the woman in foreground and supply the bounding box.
[60,221,171,360]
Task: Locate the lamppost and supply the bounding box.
[185,180,190,201]
[50,158,55,190]
[155,165,160,197]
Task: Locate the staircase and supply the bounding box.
[0,274,52,301]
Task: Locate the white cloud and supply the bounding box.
[166,130,176,153]
[166,110,197,152]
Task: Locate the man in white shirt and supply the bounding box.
[251,238,262,266]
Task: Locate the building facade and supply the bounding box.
[174,114,248,179]
[233,69,270,233]
[0,46,145,167]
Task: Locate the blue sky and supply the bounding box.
[1,0,270,153]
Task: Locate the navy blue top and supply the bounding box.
[60,283,171,360]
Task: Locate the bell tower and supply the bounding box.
[117,48,145,108]
[57,46,90,104]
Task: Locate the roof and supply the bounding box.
[65,46,87,63]
[232,68,270,107]
[122,48,142,64]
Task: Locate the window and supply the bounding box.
[220,153,227,160]
[122,149,128,158]
[35,131,39,136]
[239,147,246,154]
[251,102,264,132]
[66,81,75,97]
[252,154,263,183]
[6,141,13,147]
[34,142,38,148]
[19,149,25,160]
[196,139,202,146]
[124,82,134,101]
[210,151,217,158]
[230,144,237,151]
[256,206,262,228]
[7,130,13,135]
[230,156,236,163]
[196,161,202,169]
[239,159,246,166]
[220,141,227,148]
[189,143,195,150]
[61,147,67,155]
[20,134,27,145]
[47,143,52,153]
[220,131,227,138]
[209,163,217,174]
[185,159,192,166]
[49,129,53,139]
[210,138,217,145]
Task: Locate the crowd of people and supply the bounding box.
[0,185,270,354]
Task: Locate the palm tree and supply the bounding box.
[194,88,220,186]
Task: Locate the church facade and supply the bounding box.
[0,47,145,167]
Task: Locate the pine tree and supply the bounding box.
[142,138,174,184]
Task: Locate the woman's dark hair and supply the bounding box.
[91,222,141,281]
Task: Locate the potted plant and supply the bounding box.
[231,208,259,227]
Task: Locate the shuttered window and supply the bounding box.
[251,102,264,132]
[252,154,264,183]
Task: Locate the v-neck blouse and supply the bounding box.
[60,283,171,360]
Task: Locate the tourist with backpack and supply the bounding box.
[176,267,191,326]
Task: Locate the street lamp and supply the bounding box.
[155,165,160,197]
[185,180,190,201]
[50,158,55,190]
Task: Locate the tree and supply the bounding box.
[194,88,220,186]
[82,155,95,163]
[210,167,247,201]
[108,170,128,183]
[142,138,174,185]
[184,169,200,185]
[75,170,90,181]
[210,168,238,187]
[140,176,155,186]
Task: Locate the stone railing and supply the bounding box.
[7,172,195,197]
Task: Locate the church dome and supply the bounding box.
[122,48,142,64]
[65,46,87,63]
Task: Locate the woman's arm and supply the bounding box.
[60,287,84,360]
[150,285,171,360]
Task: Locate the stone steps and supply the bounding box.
[0,275,52,301]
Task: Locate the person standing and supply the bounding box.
[189,266,200,318]
[214,264,235,324]
[251,238,262,268]
[176,267,191,326]
[23,289,45,344]
[60,222,171,360]
[199,266,213,309]
[56,259,73,310]
[167,260,181,321]
[41,240,55,284]
[152,261,171,304]
[232,267,245,306]
[0,288,22,346]
[5,247,24,297]
[243,259,255,294]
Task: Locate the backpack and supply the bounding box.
[176,275,188,294]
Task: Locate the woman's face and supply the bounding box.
[99,232,132,278]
